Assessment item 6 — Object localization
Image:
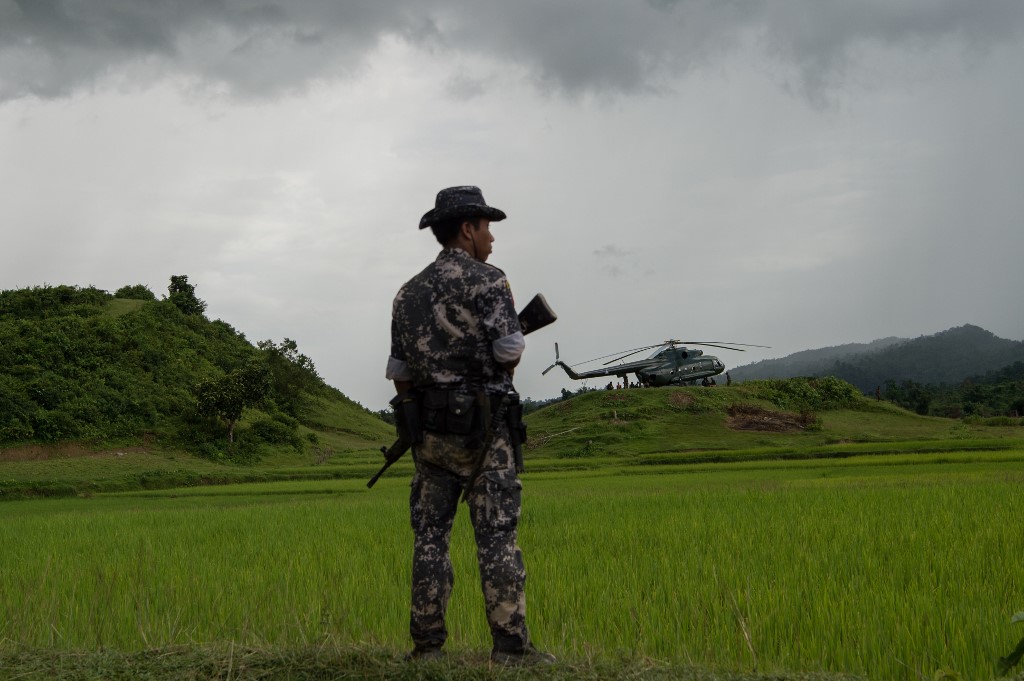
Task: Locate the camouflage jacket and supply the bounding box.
[387,248,523,394]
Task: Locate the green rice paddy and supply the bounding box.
[3,450,1023,680]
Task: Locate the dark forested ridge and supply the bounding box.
[731,325,1024,390]
[730,325,1024,417]
[0,281,387,460]
[729,336,908,381]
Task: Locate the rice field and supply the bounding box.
[2,454,1022,680]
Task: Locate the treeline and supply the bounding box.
[883,362,1024,418]
[0,279,332,461]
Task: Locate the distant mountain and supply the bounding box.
[730,325,1024,393]
[729,336,907,381]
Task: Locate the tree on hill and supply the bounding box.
[195,360,272,443]
[257,338,322,416]
[166,275,206,316]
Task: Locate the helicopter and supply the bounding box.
[542,339,770,387]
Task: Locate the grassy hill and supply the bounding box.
[521,377,1012,464]
[0,282,393,498]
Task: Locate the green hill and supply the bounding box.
[0,281,392,497]
[520,376,1019,468]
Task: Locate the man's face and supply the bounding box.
[470,218,494,261]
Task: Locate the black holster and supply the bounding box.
[390,390,423,446]
[505,392,526,474]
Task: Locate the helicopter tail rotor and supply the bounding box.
[542,342,560,375]
[542,343,582,379]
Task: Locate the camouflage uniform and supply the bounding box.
[388,246,529,653]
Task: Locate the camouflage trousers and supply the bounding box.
[409,424,528,651]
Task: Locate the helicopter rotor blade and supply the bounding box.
[677,341,772,352]
[601,343,676,366]
[598,345,667,366]
[567,344,661,367]
[683,341,771,348]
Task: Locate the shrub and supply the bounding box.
[746,376,861,411]
[249,414,303,448]
[969,415,1021,427]
[30,410,81,441]
[114,284,156,301]
[0,417,33,442]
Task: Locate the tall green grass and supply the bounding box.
[1,456,1021,680]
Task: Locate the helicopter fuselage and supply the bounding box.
[549,345,725,386]
[632,347,725,386]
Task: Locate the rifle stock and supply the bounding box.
[518,293,557,335]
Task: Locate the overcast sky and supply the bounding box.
[2,1,1023,409]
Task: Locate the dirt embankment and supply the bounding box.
[726,404,816,432]
[0,442,150,462]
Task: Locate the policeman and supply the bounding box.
[385,186,553,665]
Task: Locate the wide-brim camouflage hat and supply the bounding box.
[418,186,507,229]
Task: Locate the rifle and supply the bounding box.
[367,391,420,489]
[366,436,412,488]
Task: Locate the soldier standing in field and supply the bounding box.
[385,186,554,665]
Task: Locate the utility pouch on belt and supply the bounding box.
[421,389,480,437]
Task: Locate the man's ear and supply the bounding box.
[460,220,476,239]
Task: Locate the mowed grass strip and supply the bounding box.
[1,456,1021,680]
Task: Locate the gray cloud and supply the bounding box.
[0,0,404,100]
[3,0,1023,103]
[444,72,487,101]
[594,244,631,258]
[755,1,1024,103]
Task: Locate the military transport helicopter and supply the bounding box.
[542,340,769,387]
